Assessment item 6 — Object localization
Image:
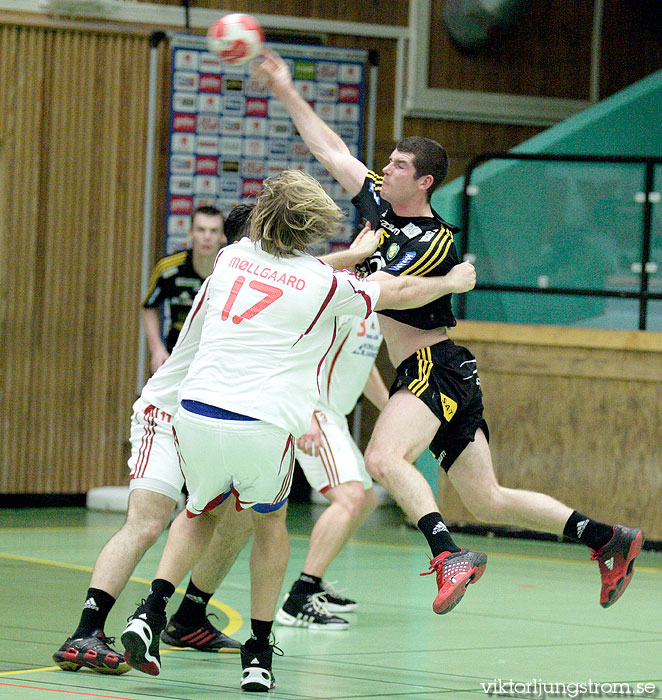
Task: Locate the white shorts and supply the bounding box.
[295,409,372,494]
[127,397,184,502]
[173,406,295,516]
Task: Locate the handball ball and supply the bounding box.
[206,13,265,65]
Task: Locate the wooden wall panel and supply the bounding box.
[0,20,150,493]
[437,323,662,540]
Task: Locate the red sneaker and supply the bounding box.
[591,525,644,608]
[421,548,487,614]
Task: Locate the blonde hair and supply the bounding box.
[248,170,343,257]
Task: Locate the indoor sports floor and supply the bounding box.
[0,503,660,700]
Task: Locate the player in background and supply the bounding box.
[143,205,225,373]
[276,312,388,629]
[53,206,254,675]
[253,49,644,616]
[119,170,477,692]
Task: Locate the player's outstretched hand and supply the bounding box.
[252,48,293,97]
[350,223,380,260]
[446,261,476,294]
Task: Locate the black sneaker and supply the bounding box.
[121,603,167,676]
[275,591,349,630]
[53,630,130,675]
[321,580,357,612]
[240,642,282,692]
[161,614,241,652]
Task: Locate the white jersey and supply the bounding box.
[318,313,383,416]
[179,238,380,437]
[140,277,210,415]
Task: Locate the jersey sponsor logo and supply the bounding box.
[402,222,422,238]
[228,256,306,290]
[388,251,416,271]
[386,243,400,261]
[440,393,457,422]
[368,181,381,205]
[420,231,436,243]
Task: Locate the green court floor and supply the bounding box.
[0,504,660,699]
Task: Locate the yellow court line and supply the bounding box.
[0,552,243,636]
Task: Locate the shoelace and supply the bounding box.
[308,591,333,614]
[420,553,446,577]
[321,579,346,597]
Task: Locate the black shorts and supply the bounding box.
[390,339,489,472]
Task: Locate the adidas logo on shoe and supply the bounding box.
[604,557,614,571]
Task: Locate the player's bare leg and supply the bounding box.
[239,506,289,692]
[162,503,254,653]
[364,388,486,615]
[121,505,220,676]
[449,428,644,608]
[53,489,175,675]
[276,483,377,628]
[91,489,176,596]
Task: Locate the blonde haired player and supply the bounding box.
[120,170,477,692]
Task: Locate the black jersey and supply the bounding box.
[351,171,460,330]
[142,248,204,352]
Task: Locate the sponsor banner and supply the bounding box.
[169,195,193,215]
[220,136,242,156]
[172,92,197,112]
[171,133,195,153]
[338,84,360,103]
[194,175,218,195]
[244,118,267,137]
[219,177,242,198]
[241,159,265,178]
[245,98,268,117]
[168,214,191,236]
[196,134,219,155]
[198,93,221,114]
[242,139,267,158]
[196,155,218,175]
[339,63,362,83]
[197,114,221,134]
[242,179,264,198]
[199,73,222,93]
[294,80,316,100]
[173,71,198,92]
[170,154,195,174]
[166,36,368,251]
[172,113,196,132]
[223,94,244,114]
[174,50,198,71]
[170,175,194,194]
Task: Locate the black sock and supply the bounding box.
[172,579,213,627]
[417,512,460,557]
[73,588,116,638]
[291,573,322,596]
[244,618,273,653]
[563,511,614,551]
[144,578,176,614]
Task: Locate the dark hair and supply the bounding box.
[224,203,254,244]
[396,136,448,201]
[192,205,223,220]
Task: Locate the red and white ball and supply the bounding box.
[206,13,265,65]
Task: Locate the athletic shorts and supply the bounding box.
[173,404,295,516]
[391,339,489,472]
[126,396,184,502]
[295,409,372,494]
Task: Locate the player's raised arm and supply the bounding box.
[371,261,476,312]
[253,48,368,197]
